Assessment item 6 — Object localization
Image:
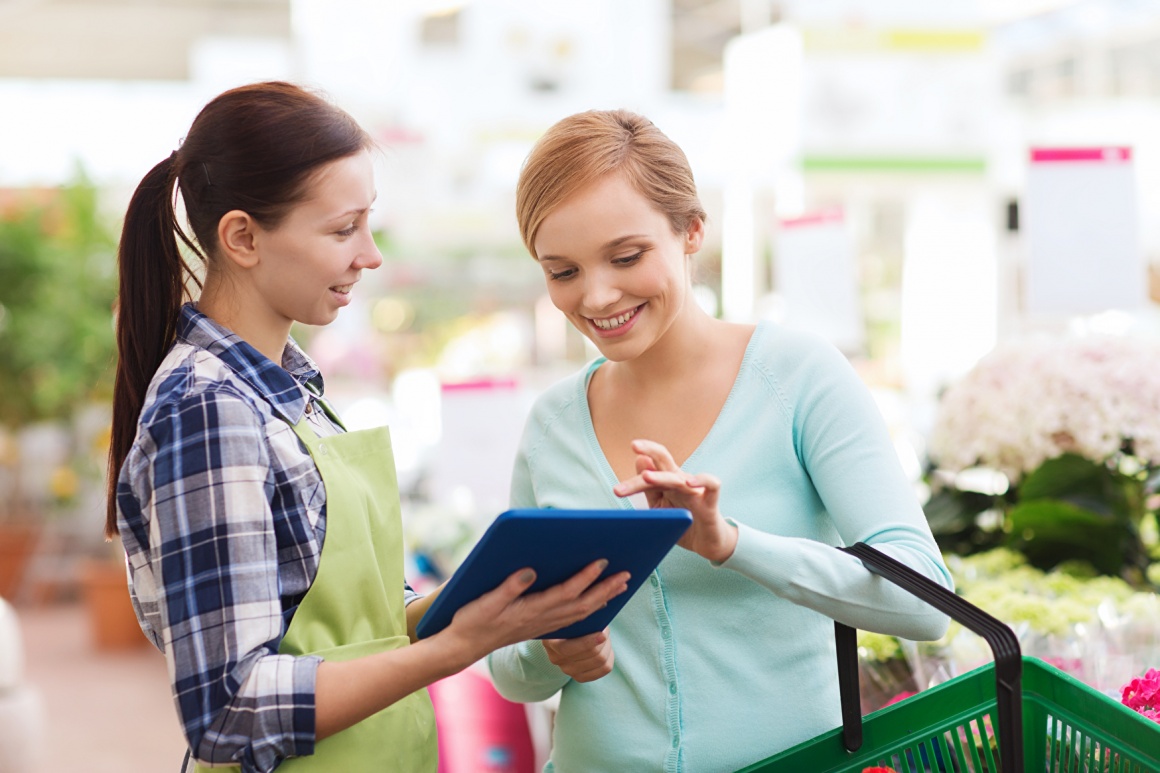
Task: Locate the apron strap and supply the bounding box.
[303,381,347,431]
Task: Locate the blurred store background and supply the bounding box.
[1,0,1160,770]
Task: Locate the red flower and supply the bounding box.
[862,768,900,773]
[1120,668,1160,723]
[882,690,916,707]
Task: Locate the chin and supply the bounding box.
[301,310,339,328]
[587,337,646,363]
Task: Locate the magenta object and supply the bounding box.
[429,668,536,773]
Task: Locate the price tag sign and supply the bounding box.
[1024,147,1146,315]
[774,210,864,351]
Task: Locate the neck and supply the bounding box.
[612,302,721,388]
[198,274,291,366]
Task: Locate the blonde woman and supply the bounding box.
[487,109,952,772]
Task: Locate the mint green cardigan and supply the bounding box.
[487,321,952,773]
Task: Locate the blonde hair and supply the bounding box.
[516,109,706,257]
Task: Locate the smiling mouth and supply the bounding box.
[331,284,353,294]
[590,305,641,331]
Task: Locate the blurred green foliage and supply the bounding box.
[0,171,118,427]
[925,452,1159,590]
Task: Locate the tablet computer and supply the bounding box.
[414,508,692,641]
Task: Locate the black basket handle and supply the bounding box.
[835,543,1023,773]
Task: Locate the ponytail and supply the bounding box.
[105,153,204,538]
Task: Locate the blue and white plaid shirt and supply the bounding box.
[118,303,417,772]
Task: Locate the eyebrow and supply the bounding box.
[537,233,649,261]
[329,193,378,221]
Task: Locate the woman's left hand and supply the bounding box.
[613,439,737,564]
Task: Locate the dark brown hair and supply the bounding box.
[106,81,373,537]
[516,109,706,257]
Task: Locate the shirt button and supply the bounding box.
[669,683,677,695]
[318,444,328,456]
[304,402,313,414]
[671,738,679,749]
[650,575,659,588]
[662,627,671,639]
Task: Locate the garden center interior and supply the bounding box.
[1,0,1159,770]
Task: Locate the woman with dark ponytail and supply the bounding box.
[108,81,629,773]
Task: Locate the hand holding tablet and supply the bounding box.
[416,508,692,641]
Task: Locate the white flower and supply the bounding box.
[928,334,1160,481]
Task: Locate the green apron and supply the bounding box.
[193,404,438,772]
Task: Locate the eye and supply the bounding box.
[546,267,577,281]
[613,251,645,266]
[336,224,358,238]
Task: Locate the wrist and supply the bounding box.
[425,629,481,677]
[707,519,739,564]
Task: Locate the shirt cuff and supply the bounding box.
[710,518,744,567]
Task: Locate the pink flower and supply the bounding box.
[882,690,916,707]
[863,768,900,773]
[1120,668,1160,723]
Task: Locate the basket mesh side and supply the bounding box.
[1040,712,1151,773]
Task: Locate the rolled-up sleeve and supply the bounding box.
[130,390,320,772]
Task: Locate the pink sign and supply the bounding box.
[1030,147,1131,163]
[778,209,844,229]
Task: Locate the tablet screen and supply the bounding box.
[415,508,692,640]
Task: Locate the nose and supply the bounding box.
[581,268,621,313]
[356,230,383,271]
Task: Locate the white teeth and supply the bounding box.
[592,307,637,330]
[332,285,353,293]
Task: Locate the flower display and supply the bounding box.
[924,334,1160,583]
[929,548,1160,695]
[928,334,1160,482]
[1121,668,1160,722]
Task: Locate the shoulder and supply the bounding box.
[748,321,848,371]
[135,343,270,455]
[743,322,864,410]
[748,322,858,383]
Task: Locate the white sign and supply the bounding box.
[773,210,865,352]
[1024,147,1146,315]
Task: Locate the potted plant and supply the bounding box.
[0,171,118,605]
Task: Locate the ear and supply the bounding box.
[684,217,705,255]
[217,210,260,269]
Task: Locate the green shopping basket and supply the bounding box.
[738,544,1160,773]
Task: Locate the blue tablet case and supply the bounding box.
[415,508,692,640]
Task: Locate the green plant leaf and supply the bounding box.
[1006,498,1132,575]
[1017,453,1104,500]
[923,488,1005,556]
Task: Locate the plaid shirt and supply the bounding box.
[118,303,417,772]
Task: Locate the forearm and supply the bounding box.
[719,521,952,640]
[315,632,473,740]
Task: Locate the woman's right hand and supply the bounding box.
[543,629,616,682]
[442,560,629,665]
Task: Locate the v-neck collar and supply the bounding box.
[578,322,765,508]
